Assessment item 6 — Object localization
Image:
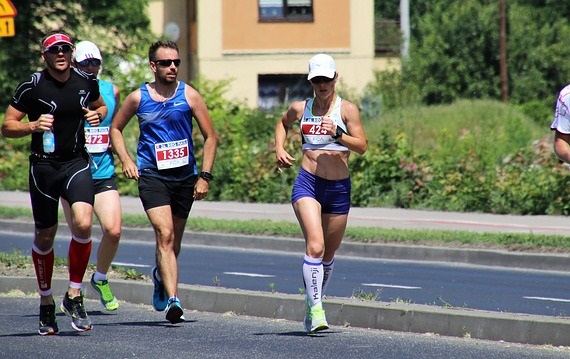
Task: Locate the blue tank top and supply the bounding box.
[85,79,115,179]
[136,81,197,181]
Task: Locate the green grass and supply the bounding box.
[363,99,549,165]
[1,205,569,253]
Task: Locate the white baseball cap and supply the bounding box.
[74,40,102,62]
[307,54,336,80]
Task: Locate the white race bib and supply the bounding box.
[85,126,110,153]
[154,139,189,170]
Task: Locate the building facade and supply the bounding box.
[148,0,398,108]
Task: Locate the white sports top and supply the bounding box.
[300,96,349,152]
[551,84,570,133]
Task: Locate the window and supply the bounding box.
[258,74,313,110]
[259,0,313,22]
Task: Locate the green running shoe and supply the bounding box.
[303,297,311,332]
[91,274,119,311]
[307,302,329,333]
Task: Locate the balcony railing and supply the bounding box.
[375,19,401,57]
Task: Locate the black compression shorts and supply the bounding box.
[29,156,94,229]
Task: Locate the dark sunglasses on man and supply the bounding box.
[45,44,73,54]
[77,59,102,67]
[153,59,181,67]
[310,76,334,84]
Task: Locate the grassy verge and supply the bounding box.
[1,206,569,253]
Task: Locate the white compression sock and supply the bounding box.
[322,258,335,296]
[303,255,323,307]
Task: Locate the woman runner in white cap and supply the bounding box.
[274,53,368,333]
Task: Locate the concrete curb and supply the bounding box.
[2,276,570,346]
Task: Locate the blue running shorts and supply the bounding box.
[291,167,351,214]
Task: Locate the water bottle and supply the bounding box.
[42,129,55,153]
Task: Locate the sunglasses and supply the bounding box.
[45,45,73,54]
[77,59,101,67]
[153,59,181,67]
[310,76,334,84]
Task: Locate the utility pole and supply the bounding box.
[400,0,410,59]
[499,0,508,102]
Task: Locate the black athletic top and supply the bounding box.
[10,68,100,158]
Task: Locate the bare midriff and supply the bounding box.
[301,149,350,180]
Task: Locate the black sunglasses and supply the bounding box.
[77,59,101,67]
[310,76,334,84]
[153,59,181,67]
[45,45,73,54]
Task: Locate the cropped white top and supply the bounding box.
[300,96,349,152]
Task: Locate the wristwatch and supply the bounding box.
[97,113,103,122]
[332,126,344,139]
[199,171,213,182]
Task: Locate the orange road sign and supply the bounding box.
[0,16,15,37]
[0,0,17,17]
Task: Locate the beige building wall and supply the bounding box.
[148,0,399,107]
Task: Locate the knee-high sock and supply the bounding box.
[68,235,92,289]
[303,255,323,307]
[32,245,54,297]
[322,258,335,296]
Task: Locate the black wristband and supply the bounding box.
[199,171,213,181]
[332,126,344,139]
[97,113,103,122]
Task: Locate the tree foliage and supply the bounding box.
[0,0,155,108]
[398,0,570,111]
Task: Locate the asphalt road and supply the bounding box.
[1,296,569,359]
[3,231,570,317]
[2,191,570,348]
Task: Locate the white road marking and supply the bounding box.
[112,262,151,268]
[524,296,570,303]
[361,283,421,290]
[223,272,275,278]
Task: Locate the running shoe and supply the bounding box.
[151,266,168,311]
[38,302,59,336]
[303,297,311,332]
[307,302,329,333]
[165,297,185,324]
[90,274,119,311]
[60,292,92,332]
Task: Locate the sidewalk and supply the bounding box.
[4,190,570,234]
[2,190,570,346]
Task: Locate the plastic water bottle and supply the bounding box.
[42,129,55,153]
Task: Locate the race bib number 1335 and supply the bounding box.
[155,139,189,170]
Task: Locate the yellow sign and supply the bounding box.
[0,16,15,37]
[0,0,17,17]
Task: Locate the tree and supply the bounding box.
[401,0,570,108]
[0,0,155,107]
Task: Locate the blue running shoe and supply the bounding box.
[165,297,185,324]
[151,267,167,311]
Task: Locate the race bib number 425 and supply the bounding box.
[301,117,333,144]
[155,139,189,170]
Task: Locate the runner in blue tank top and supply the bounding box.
[111,40,217,324]
[61,40,122,313]
[275,54,368,333]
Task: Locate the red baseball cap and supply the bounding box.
[42,33,73,52]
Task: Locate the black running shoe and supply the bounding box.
[60,292,92,332]
[38,302,59,336]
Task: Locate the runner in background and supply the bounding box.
[62,40,122,312]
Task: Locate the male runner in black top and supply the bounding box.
[1,31,107,335]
